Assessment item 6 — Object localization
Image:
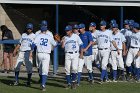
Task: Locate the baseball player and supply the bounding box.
[126,22,140,82]
[107,19,117,80]
[61,25,83,89]
[77,23,93,85]
[121,20,136,79]
[121,19,133,51]
[110,23,126,82]
[35,20,53,37]
[13,23,35,86]
[96,20,119,83]
[32,26,59,91]
[89,22,100,69]
[72,24,80,35]
[35,20,53,83]
[109,19,117,30]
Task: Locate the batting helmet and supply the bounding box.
[78,23,85,29]
[89,22,96,27]
[112,23,118,28]
[100,20,106,26]
[26,23,33,29]
[41,26,47,32]
[110,19,117,24]
[41,20,48,26]
[65,25,72,31]
[124,19,129,25]
[73,24,79,29]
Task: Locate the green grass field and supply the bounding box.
[0,76,140,93]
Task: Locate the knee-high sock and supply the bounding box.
[88,72,93,80]
[42,75,47,86]
[136,68,140,80]
[66,75,71,84]
[27,73,32,82]
[15,71,19,82]
[71,73,76,82]
[101,70,106,80]
[113,70,117,80]
[128,66,132,74]
[96,64,101,69]
[77,72,81,84]
[121,70,124,76]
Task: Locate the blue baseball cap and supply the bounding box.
[112,23,118,28]
[26,23,33,29]
[40,26,47,32]
[129,20,135,26]
[41,20,48,26]
[73,24,79,29]
[100,20,106,26]
[78,23,85,29]
[133,22,139,28]
[110,19,116,24]
[89,22,96,27]
[124,19,129,25]
[65,25,72,31]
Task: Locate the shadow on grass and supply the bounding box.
[6,76,39,84]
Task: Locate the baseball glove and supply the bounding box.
[54,34,61,42]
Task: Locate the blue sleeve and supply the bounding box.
[31,43,36,51]
[80,44,84,50]
[88,32,93,42]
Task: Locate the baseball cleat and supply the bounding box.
[71,81,76,89]
[112,79,117,83]
[65,84,71,89]
[41,85,46,91]
[89,80,94,85]
[77,83,80,87]
[13,81,19,86]
[105,79,111,83]
[98,80,103,84]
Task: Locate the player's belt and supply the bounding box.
[112,49,122,51]
[130,46,140,49]
[66,51,78,54]
[92,48,98,49]
[98,48,108,50]
[21,50,30,52]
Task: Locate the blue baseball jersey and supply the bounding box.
[79,31,93,56]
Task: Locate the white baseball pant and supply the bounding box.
[65,52,79,75]
[14,51,32,74]
[98,49,110,70]
[78,55,93,73]
[126,48,140,68]
[111,50,124,70]
[36,51,39,68]
[92,49,99,64]
[37,53,50,75]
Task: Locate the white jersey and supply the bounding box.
[19,33,35,51]
[35,30,53,38]
[130,32,140,48]
[96,30,113,48]
[121,28,132,36]
[111,32,126,50]
[121,28,132,48]
[34,33,57,53]
[63,34,83,52]
[91,30,99,49]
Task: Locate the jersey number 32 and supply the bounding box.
[40,38,48,46]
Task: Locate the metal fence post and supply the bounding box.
[53,4,59,75]
[120,6,123,29]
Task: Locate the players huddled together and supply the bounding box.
[11,19,140,91]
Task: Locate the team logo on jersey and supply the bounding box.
[98,35,109,38]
